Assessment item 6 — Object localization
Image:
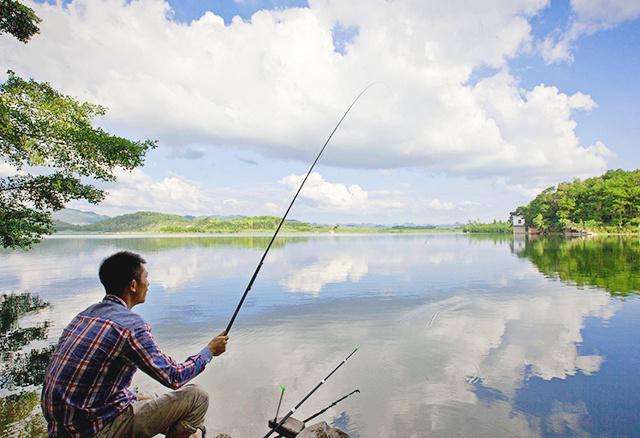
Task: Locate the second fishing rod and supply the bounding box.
[264,346,360,438]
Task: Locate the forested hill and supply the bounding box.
[54,211,446,234]
[55,212,334,233]
[515,169,640,232]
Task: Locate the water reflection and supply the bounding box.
[514,236,640,296]
[0,235,638,436]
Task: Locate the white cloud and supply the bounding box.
[81,168,288,217]
[427,198,455,211]
[283,252,368,294]
[0,0,612,192]
[572,0,640,24]
[280,172,484,218]
[102,169,209,214]
[264,202,281,214]
[540,0,640,63]
[588,140,616,158]
[281,172,368,209]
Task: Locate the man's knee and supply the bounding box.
[181,384,209,411]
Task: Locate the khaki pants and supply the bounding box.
[96,384,209,437]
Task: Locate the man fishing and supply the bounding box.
[41,251,229,437]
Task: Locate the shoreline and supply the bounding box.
[48,230,465,239]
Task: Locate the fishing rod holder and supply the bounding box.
[267,417,305,438]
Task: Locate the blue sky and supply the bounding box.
[3,0,640,224]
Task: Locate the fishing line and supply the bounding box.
[223,84,375,335]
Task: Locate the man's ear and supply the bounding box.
[128,278,138,292]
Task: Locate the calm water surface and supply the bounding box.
[1,234,639,437]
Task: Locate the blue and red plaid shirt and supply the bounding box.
[41,294,213,437]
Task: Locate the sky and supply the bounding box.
[1,0,639,224]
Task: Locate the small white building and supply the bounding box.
[510,212,526,234]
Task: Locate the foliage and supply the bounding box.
[0,71,156,248]
[515,169,640,233]
[0,292,47,334]
[0,293,52,388]
[0,293,51,436]
[0,391,47,437]
[0,0,41,43]
[1,1,155,249]
[517,236,640,297]
[54,211,457,234]
[462,220,511,234]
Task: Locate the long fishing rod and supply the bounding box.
[302,388,360,424]
[223,84,374,336]
[264,346,359,438]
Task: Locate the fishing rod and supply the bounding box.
[268,388,360,438]
[302,388,360,424]
[264,346,359,438]
[223,84,374,335]
[274,384,286,422]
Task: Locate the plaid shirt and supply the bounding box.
[41,294,213,437]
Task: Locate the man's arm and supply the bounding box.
[124,324,227,390]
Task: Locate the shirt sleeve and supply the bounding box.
[125,324,212,389]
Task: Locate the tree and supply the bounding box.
[0,293,51,436]
[516,169,640,232]
[0,0,40,43]
[0,2,156,248]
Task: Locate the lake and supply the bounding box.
[1,234,639,437]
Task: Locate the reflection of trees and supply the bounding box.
[466,234,514,244]
[0,392,47,436]
[517,237,640,296]
[0,235,309,255]
[0,293,52,436]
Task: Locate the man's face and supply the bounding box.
[134,265,149,305]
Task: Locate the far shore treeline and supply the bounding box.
[515,169,640,233]
[53,211,450,234]
[53,168,640,236]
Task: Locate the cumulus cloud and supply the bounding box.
[426,198,455,211]
[84,168,281,217]
[0,0,613,191]
[280,172,478,218]
[102,168,209,214]
[540,0,640,63]
[280,171,368,209]
[283,252,368,294]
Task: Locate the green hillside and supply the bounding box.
[51,208,110,225]
[57,212,335,233]
[54,211,452,234]
[515,169,640,233]
[462,220,511,233]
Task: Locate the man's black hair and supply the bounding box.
[99,251,146,296]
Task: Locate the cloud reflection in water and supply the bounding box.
[0,235,628,436]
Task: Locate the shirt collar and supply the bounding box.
[103,294,128,308]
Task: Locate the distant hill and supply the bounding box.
[55,211,333,233]
[53,211,450,234]
[52,208,110,225]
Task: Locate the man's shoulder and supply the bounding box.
[79,300,147,332]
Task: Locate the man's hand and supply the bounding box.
[208,332,229,356]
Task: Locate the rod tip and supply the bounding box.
[279,384,286,392]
